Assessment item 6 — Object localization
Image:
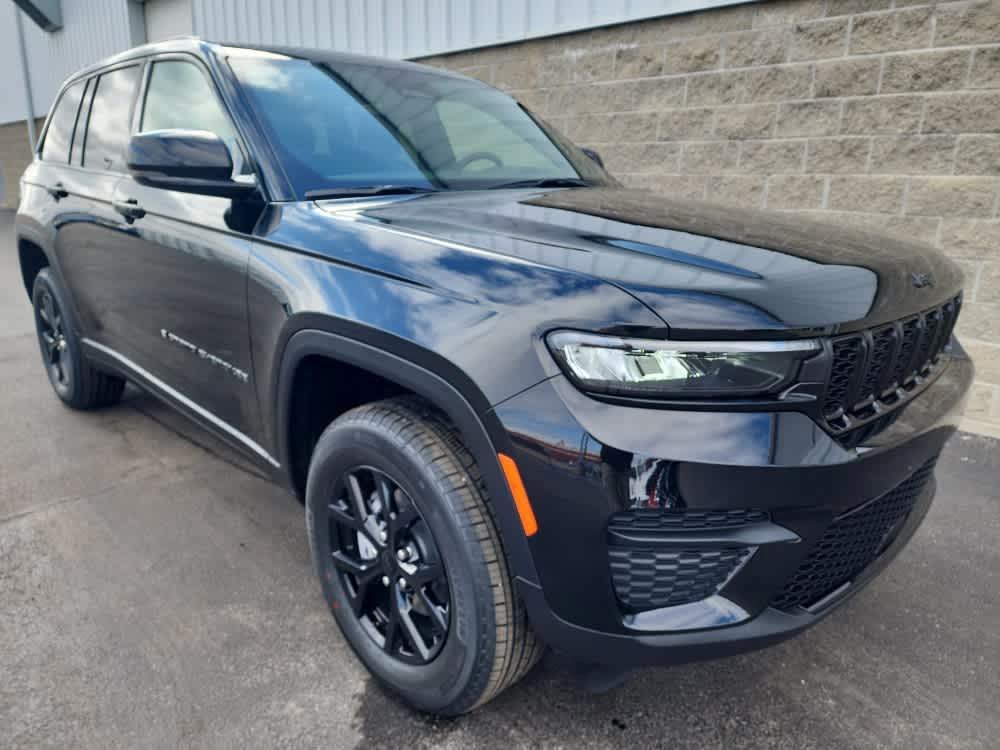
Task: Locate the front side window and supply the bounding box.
[229,53,610,198]
[41,80,86,163]
[82,65,142,171]
[141,60,238,146]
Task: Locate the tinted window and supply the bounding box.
[41,80,86,163]
[436,99,553,173]
[82,65,141,171]
[229,55,609,198]
[141,60,237,147]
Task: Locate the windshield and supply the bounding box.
[228,53,611,199]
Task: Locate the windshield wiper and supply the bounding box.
[305,184,439,200]
[488,177,592,190]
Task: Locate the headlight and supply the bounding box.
[546,331,819,398]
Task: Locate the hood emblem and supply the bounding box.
[911,272,934,289]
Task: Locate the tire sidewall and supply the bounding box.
[32,268,83,405]
[306,414,496,713]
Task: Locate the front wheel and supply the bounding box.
[305,398,542,715]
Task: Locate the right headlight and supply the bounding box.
[546,331,820,399]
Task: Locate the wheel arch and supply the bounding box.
[273,327,541,587]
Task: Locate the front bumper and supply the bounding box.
[491,347,973,667]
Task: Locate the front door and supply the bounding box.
[104,55,263,447]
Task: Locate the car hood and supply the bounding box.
[322,187,963,335]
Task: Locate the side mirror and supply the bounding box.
[581,147,605,169]
[127,129,256,198]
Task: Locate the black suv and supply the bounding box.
[16,40,973,715]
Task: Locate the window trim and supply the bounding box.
[68,77,94,166]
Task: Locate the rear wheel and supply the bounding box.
[305,397,542,715]
[32,268,125,409]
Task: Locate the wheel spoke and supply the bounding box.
[331,550,380,583]
[345,473,368,521]
[41,331,57,354]
[332,551,380,615]
[417,588,449,635]
[327,500,360,529]
[388,500,418,533]
[407,561,443,589]
[382,593,401,654]
[43,295,57,331]
[397,604,433,661]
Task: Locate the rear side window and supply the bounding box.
[41,80,86,163]
[82,65,142,172]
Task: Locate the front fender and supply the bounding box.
[273,326,542,587]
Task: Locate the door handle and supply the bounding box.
[113,198,146,223]
[45,182,68,200]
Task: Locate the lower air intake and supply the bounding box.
[771,457,937,611]
[609,546,750,611]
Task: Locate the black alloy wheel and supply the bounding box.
[306,398,542,715]
[328,466,451,664]
[36,286,71,395]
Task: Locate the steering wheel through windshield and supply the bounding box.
[454,151,504,171]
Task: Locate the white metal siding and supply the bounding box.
[191,0,748,59]
[0,0,143,124]
[145,0,194,43]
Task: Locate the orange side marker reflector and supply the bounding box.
[498,453,538,537]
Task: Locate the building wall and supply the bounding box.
[418,0,1000,436]
[189,0,748,60]
[0,119,44,210]
[0,0,144,125]
[145,0,194,43]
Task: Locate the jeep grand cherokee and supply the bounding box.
[15,39,973,715]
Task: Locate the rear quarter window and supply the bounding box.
[40,80,86,164]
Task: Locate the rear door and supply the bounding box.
[106,54,263,446]
[51,63,144,342]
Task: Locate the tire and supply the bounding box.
[305,397,543,715]
[32,268,125,410]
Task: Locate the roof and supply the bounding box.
[63,37,466,87]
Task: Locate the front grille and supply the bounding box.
[771,457,938,611]
[610,547,751,611]
[822,296,961,432]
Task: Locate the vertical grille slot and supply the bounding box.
[823,336,864,417]
[889,317,921,388]
[858,326,896,402]
[913,310,941,376]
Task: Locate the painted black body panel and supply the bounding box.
[14,39,973,668]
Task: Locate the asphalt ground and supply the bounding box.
[2,210,998,749]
